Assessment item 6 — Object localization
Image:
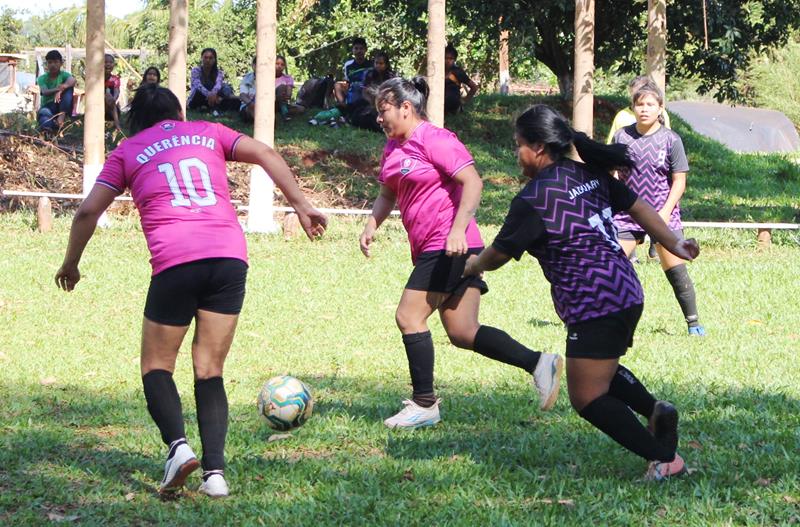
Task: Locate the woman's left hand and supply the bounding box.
[445,231,468,257]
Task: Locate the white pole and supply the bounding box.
[426,0,446,127]
[247,0,279,233]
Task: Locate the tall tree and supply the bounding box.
[434,0,800,101]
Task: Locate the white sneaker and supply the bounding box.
[159,441,200,494]
[533,353,563,411]
[384,399,441,429]
[198,472,229,498]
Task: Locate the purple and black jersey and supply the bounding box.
[612,124,689,232]
[492,159,644,325]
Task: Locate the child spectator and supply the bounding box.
[104,53,121,130]
[444,44,478,115]
[36,49,76,133]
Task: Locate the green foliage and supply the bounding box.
[739,33,800,130]
[0,8,26,53]
[1,214,799,524]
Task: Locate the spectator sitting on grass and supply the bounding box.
[240,55,300,123]
[333,36,372,106]
[36,49,76,133]
[188,48,239,116]
[308,50,393,130]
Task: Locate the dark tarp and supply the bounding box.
[667,101,799,153]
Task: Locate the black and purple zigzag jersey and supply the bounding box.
[612,124,689,232]
[492,159,644,325]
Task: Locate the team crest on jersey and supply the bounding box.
[400,158,417,175]
[161,122,176,131]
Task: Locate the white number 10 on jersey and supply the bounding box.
[158,157,217,207]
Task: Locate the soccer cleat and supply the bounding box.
[384,399,441,429]
[308,118,320,126]
[532,353,563,411]
[649,401,679,455]
[198,471,229,498]
[159,441,200,494]
[688,325,706,336]
[645,453,687,481]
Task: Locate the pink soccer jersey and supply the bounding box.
[95,120,247,275]
[379,121,483,262]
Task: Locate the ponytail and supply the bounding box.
[515,104,631,173]
[572,131,631,172]
[375,76,428,118]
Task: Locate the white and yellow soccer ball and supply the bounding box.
[257,375,314,431]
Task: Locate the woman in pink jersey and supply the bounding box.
[55,85,326,497]
[359,77,563,429]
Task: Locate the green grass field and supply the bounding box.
[1,213,799,525]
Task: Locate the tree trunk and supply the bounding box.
[573,0,595,136]
[534,17,573,100]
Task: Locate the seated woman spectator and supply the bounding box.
[349,50,395,132]
[36,49,76,133]
[240,55,300,123]
[141,66,161,85]
[104,54,122,130]
[444,44,478,115]
[188,48,239,115]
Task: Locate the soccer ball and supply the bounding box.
[257,375,314,431]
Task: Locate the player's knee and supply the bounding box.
[445,325,477,349]
[193,360,223,380]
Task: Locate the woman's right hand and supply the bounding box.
[297,208,328,240]
[669,238,700,262]
[359,224,376,258]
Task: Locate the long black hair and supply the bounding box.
[276,54,289,76]
[127,84,182,135]
[515,104,631,173]
[141,66,161,85]
[199,47,218,83]
[371,50,393,82]
[375,76,429,118]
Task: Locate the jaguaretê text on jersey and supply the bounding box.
[568,178,599,200]
[135,135,217,164]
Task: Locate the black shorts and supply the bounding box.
[144,258,248,326]
[617,229,684,244]
[565,303,644,359]
[405,249,488,297]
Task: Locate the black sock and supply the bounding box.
[194,377,228,472]
[142,369,185,446]
[402,331,436,407]
[579,395,675,462]
[473,325,541,373]
[664,264,700,327]
[607,365,657,418]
